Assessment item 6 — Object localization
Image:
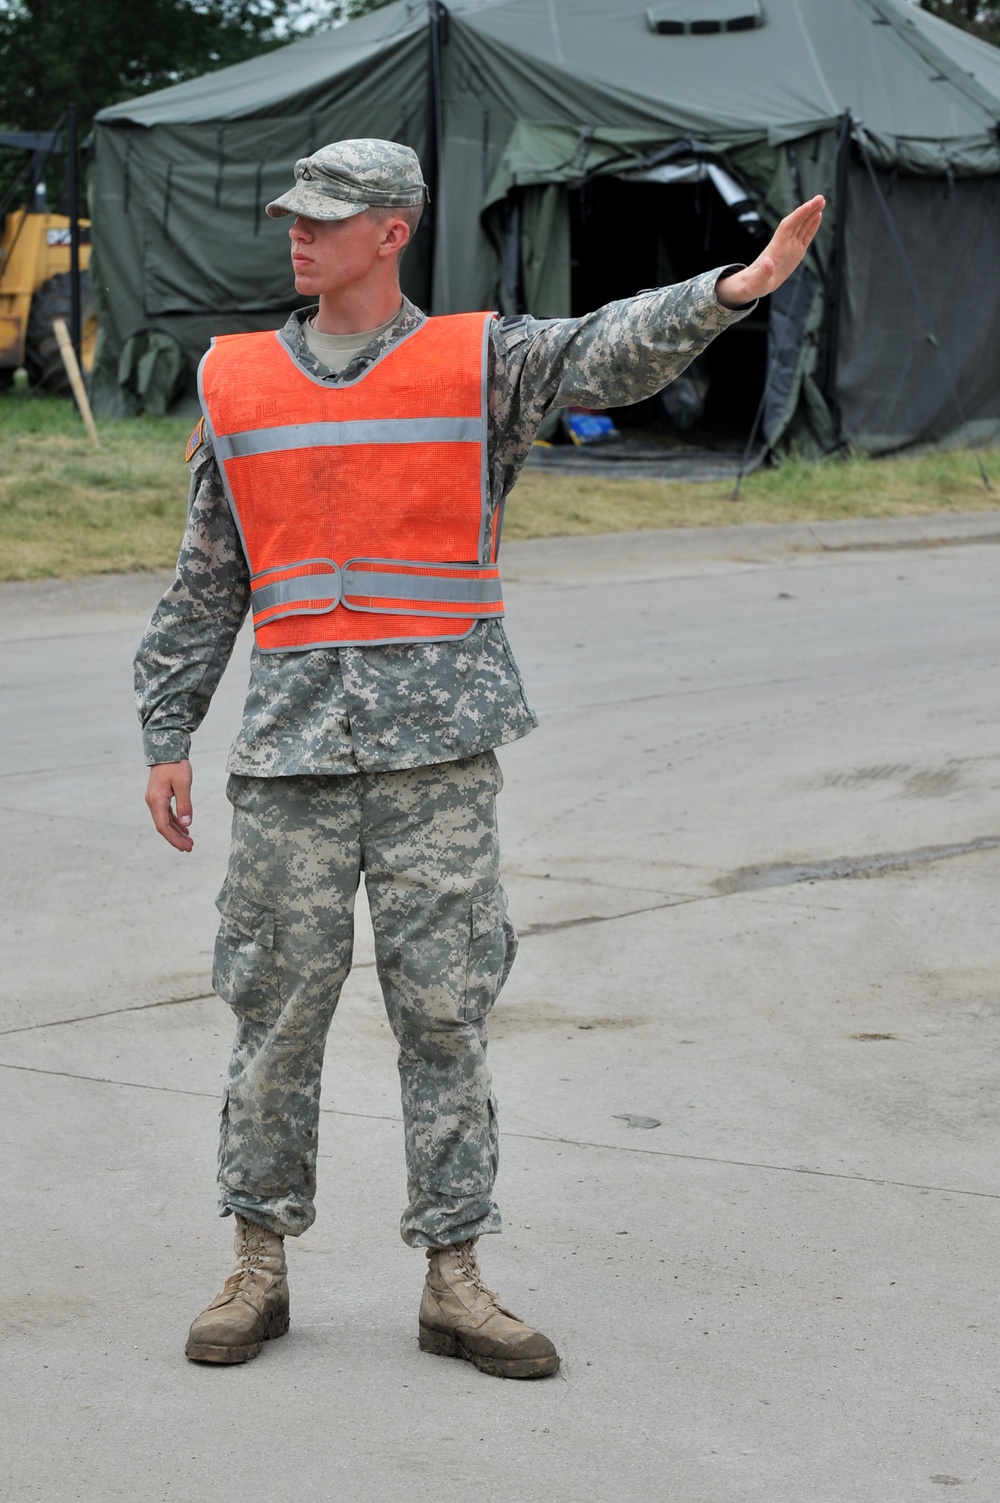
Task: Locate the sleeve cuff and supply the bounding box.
[142,730,191,766]
[712,263,758,314]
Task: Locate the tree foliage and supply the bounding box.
[918,0,1000,46]
[0,0,389,206]
[0,1,329,138]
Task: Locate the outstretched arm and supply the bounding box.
[716,196,825,308]
[488,194,826,503]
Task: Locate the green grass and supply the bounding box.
[0,395,191,580]
[2,393,999,582]
[503,448,1000,539]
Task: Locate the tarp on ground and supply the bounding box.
[91,0,1000,455]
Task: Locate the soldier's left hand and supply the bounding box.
[715,196,825,308]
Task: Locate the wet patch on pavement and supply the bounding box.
[715,835,1000,894]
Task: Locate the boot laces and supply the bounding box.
[233,1223,276,1291]
[454,1241,502,1310]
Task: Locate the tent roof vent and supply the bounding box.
[646,1,764,34]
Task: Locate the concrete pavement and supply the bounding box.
[3,512,1000,1501]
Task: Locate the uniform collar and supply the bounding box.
[278,297,426,384]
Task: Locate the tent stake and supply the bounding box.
[53,318,99,448]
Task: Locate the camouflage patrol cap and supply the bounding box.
[265,138,429,221]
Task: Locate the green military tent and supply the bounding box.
[92,0,1000,456]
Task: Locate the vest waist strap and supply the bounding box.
[250,557,504,629]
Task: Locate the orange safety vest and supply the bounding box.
[197,312,503,653]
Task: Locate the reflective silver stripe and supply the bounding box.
[215,416,481,460]
[251,561,502,615]
[252,568,341,615]
[342,569,502,604]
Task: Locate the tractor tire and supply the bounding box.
[25,271,96,394]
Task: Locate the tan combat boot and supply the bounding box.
[419,1238,560,1379]
[185,1214,290,1364]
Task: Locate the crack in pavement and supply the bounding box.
[501,1128,1000,1201]
[508,829,1000,933]
[507,865,689,900]
[0,802,163,832]
[0,1059,220,1100]
[7,831,998,1035]
[2,1058,997,1204]
[0,962,376,1039]
[518,894,702,936]
[0,759,135,782]
[0,1059,410,1128]
[0,991,216,1037]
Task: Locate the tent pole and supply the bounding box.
[67,103,82,369]
[821,112,851,451]
[426,0,448,310]
[729,379,769,501]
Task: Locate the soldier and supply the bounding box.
[136,138,823,1376]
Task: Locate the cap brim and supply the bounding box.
[265,187,369,221]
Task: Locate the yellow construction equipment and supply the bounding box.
[0,206,96,390]
[0,119,96,394]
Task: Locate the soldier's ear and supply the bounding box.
[377,217,411,258]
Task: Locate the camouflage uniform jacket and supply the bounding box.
[135,269,752,776]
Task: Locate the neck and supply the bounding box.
[313,277,404,336]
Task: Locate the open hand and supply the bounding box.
[145,759,194,852]
[716,195,825,307]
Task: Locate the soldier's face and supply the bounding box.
[288,212,391,296]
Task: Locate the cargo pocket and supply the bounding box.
[212,884,281,1025]
[464,881,517,1023]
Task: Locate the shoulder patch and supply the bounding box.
[185,416,206,463]
[496,312,532,351]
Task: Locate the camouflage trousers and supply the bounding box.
[212,751,516,1247]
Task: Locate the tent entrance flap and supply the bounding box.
[567,173,770,448]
